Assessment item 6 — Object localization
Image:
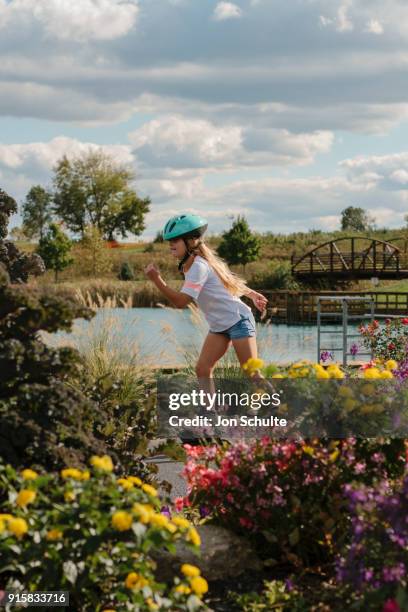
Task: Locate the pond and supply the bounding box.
[44,307,367,367]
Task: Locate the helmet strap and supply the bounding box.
[178,237,200,273]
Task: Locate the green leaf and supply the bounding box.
[288,527,300,547]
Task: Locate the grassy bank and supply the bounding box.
[19,228,408,286]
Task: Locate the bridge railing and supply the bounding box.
[291,251,402,273]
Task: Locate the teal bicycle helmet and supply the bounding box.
[163,213,208,241]
[163,213,208,272]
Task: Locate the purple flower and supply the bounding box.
[320,350,334,363]
[350,343,359,357]
[161,505,172,518]
[199,505,210,518]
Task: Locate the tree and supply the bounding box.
[37,223,73,281]
[340,206,374,232]
[217,216,261,271]
[53,150,150,240]
[118,262,134,281]
[153,230,164,243]
[80,224,112,277]
[22,185,53,240]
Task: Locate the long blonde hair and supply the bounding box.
[185,238,249,297]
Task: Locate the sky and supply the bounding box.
[1,0,408,238]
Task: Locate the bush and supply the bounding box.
[337,473,408,610]
[118,261,135,281]
[360,318,408,364]
[249,260,299,290]
[179,437,407,566]
[0,458,208,611]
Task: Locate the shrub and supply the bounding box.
[0,458,208,611]
[359,318,408,364]
[179,438,407,566]
[249,260,299,290]
[337,474,408,610]
[118,261,135,281]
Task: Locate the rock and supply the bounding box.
[153,523,263,582]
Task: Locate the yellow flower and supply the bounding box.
[329,449,340,462]
[46,529,63,541]
[190,576,209,597]
[127,476,142,486]
[338,386,353,398]
[363,367,381,379]
[359,403,376,414]
[133,503,154,524]
[272,373,284,378]
[146,599,159,611]
[142,484,158,497]
[117,478,134,490]
[8,517,28,539]
[242,357,264,374]
[0,520,4,534]
[150,513,170,528]
[21,469,39,480]
[112,511,133,531]
[181,564,201,577]
[187,527,201,547]
[172,516,190,530]
[175,585,191,595]
[380,370,394,379]
[81,471,91,481]
[125,572,149,590]
[64,491,76,502]
[0,513,13,522]
[61,468,84,481]
[90,455,114,472]
[315,368,330,379]
[361,383,375,396]
[16,489,36,508]
[343,398,358,412]
[302,446,314,456]
[385,359,398,371]
[327,367,344,379]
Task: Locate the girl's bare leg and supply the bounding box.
[231,336,258,365]
[196,332,231,383]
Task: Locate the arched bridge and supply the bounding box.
[291,236,408,281]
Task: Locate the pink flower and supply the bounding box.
[174,497,185,512]
[239,517,254,529]
[383,600,400,612]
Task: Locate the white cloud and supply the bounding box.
[129,115,243,167]
[0,137,133,184]
[364,19,384,35]
[128,115,334,170]
[340,152,408,190]
[0,0,139,41]
[337,0,353,32]
[213,2,242,21]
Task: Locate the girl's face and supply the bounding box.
[169,238,187,259]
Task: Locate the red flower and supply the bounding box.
[402,318,408,325]
[383,600,400,612]
[388,343,396,350]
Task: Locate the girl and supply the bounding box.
[144,213,268,377]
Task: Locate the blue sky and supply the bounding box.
[1,0,408,238]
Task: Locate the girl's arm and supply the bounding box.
[144,263,192,309]
[243,287,268,312]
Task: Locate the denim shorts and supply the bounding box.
[211,313,256,340]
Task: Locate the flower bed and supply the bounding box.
[0,456,208,611]
[179,437,407,566]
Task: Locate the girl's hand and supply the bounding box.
[144,263,160,281]
[250,290,268,312]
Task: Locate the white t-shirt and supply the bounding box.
[180,255,253,332]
